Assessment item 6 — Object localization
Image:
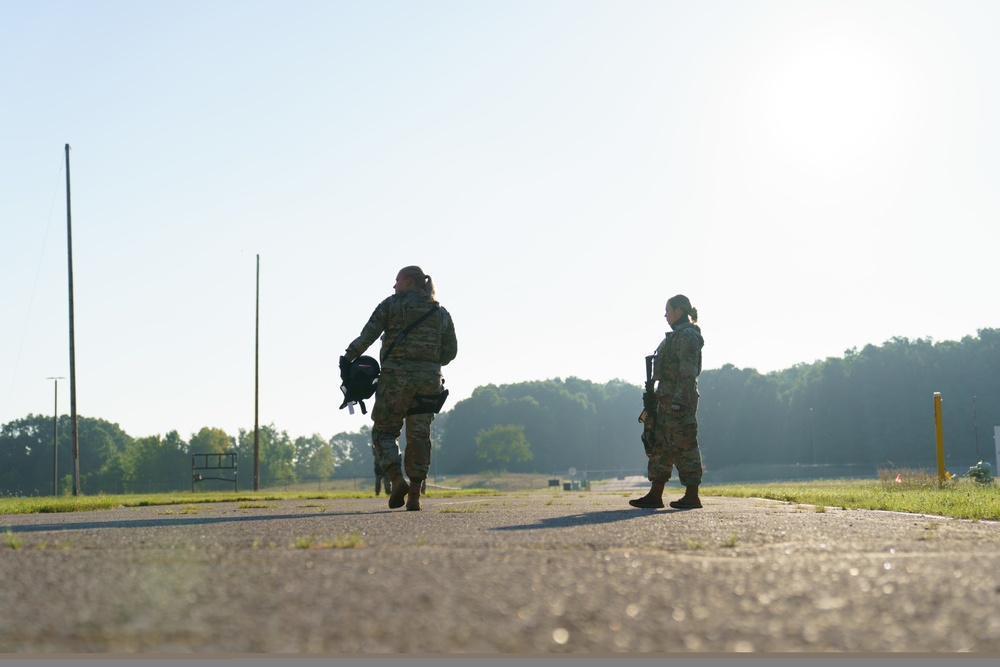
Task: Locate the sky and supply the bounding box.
[2,0,999,443]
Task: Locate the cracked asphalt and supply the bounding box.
[2,491,1000,656]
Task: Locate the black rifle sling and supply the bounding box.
[382,304,440,359]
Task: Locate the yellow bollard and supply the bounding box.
[934,392,945,483]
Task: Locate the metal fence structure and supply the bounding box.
[191,452,238,492]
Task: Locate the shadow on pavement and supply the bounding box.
[490,507,682,531]
[1,509,372,534]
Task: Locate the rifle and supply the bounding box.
[639,354,656,455]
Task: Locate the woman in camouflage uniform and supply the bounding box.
[342,266,458,511]
[630,294,705,510]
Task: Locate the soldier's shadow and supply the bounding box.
[490,507,682,532]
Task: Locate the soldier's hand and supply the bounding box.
[671,403,683,411]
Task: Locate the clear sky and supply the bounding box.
[3,0,998,443]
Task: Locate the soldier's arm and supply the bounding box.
[440,311,458,366]
[345,298,391,360]
[652,337,670,396]
[672,331,701,406]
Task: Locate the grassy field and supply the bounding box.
[703,468,1000,521]
[1,469,997,520]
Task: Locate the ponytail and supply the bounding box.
[399,265,437,300]
[667,294,697,323]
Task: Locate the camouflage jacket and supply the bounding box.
[652,320,704,407]
[346,289,458,372]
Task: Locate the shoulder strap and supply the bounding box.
[383,303,440,359]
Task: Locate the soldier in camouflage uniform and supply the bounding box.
[373,457,390,496]
[343,266,458,511]
[630,294,705,510]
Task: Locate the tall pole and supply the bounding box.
[65,144,81,496]
[254,254,260,491]
[48,376,64,495]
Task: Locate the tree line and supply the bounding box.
[2,328,997,495]
[695,329,1000,480]
[433,329,999,481]
[0,418,381,496]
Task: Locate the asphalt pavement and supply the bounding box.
[2,490,1000,656]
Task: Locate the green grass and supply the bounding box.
[5,528,22,549]
[439,502,493,513]
[702,475,1000,521]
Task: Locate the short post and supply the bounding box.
[933,392,945,483]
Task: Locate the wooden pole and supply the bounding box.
[254,254,260,491]
[65,144,81,496]
[53,379,58,495]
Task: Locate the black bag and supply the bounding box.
[339,355,380,414]
[407,386,449,416]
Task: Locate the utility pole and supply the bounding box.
[254,254,260,491]
[65,144,80,496]
[48,376,65,495]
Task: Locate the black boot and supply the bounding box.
[669,485,702,509]
[387,466,410,509]
[629,481,665,508]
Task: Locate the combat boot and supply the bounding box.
[374,477,382,496]
[669,485,702,509]
[406,478,424,511]
[387,466,410,509]
[629,481,665,509]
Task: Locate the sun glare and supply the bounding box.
[752,30,907,176]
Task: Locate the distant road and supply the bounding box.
[2,492,1000,655]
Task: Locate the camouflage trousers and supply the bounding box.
[370,367,442,482]
[647,396,703,487]
[373,459,390,495]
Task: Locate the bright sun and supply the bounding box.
[730,11,916,181]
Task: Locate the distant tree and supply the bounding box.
[0,415,45,495]
[121,430,188,493]
[236,424,296,488]
[189,427,234,454]
[0,414,132,495]
[308,441,336,482]
[330,425,372,477]
[475,424,533,466]
[77,417,131,494]
[294,434,333,480]
[440,378,645,475]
